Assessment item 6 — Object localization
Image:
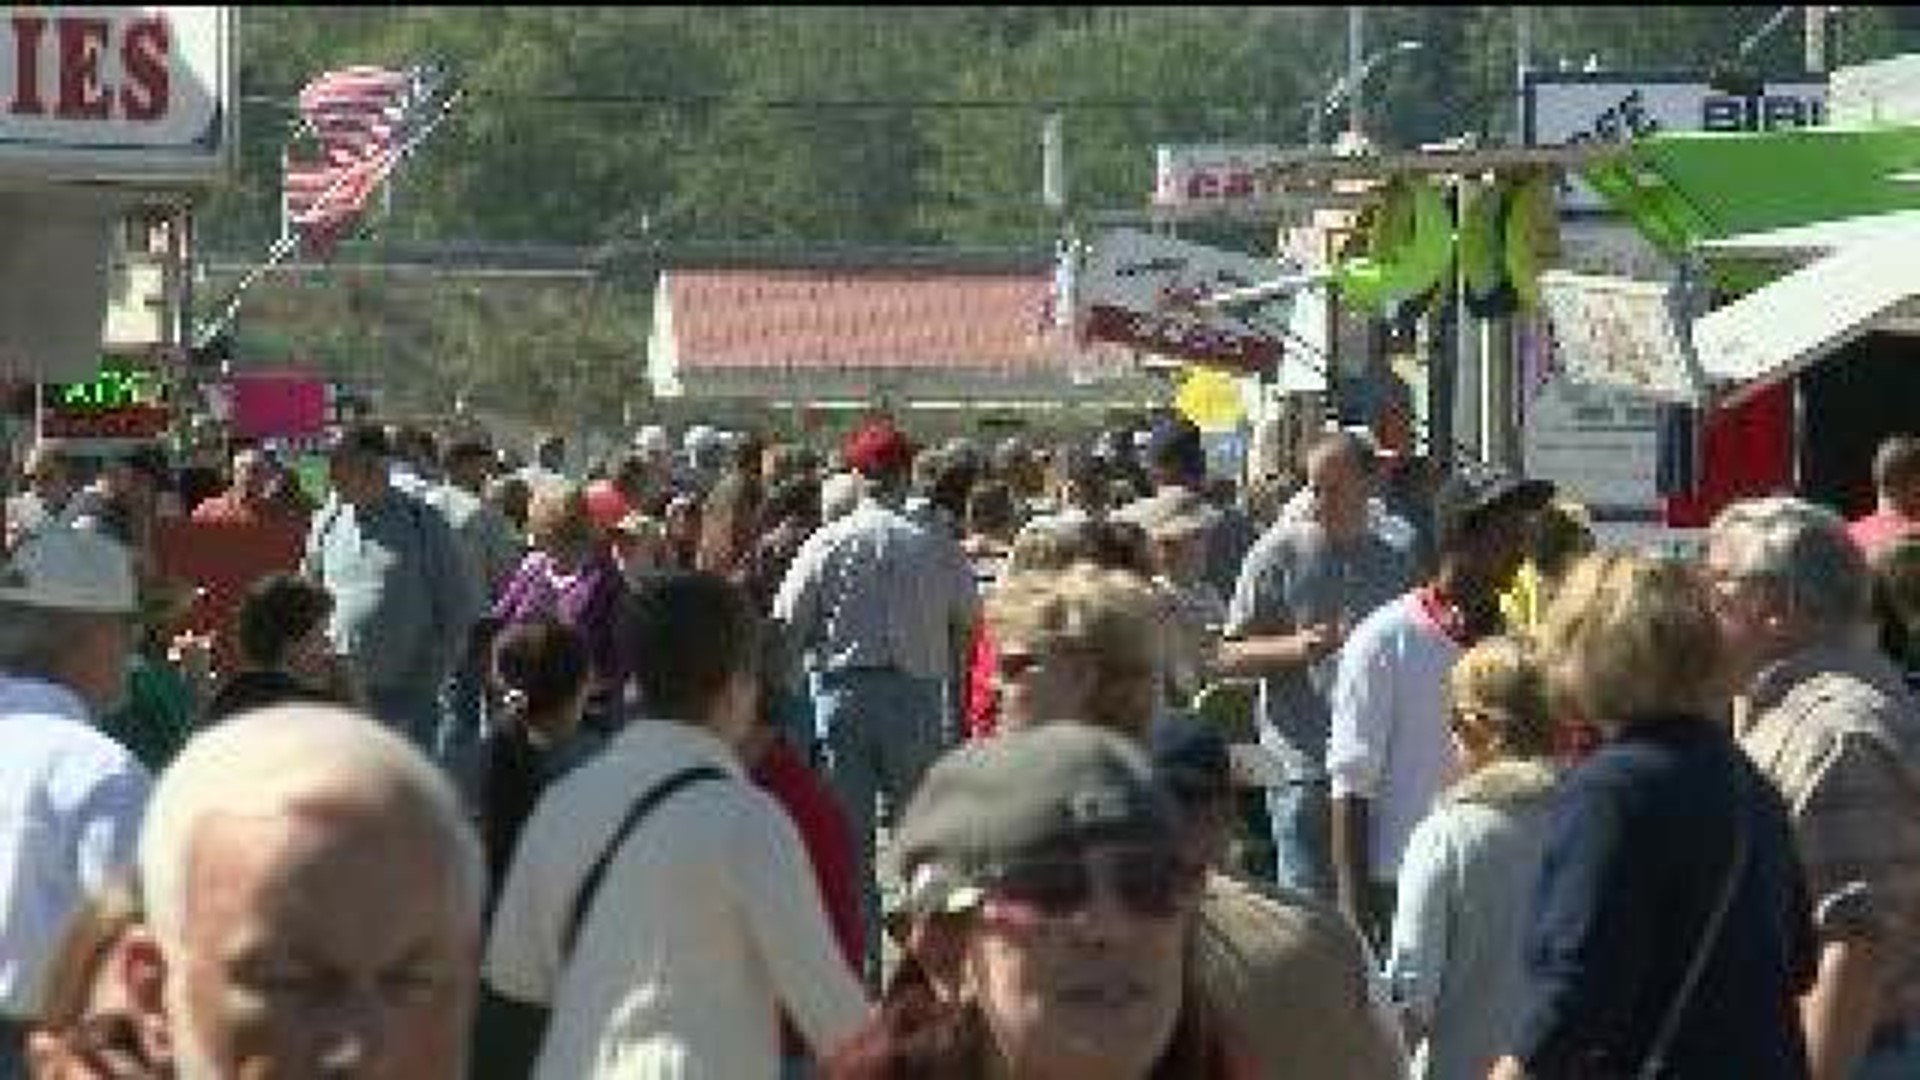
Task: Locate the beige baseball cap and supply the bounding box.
[0,526,138,614]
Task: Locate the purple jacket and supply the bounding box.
[491,549,629,687]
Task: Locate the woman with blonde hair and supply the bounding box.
[1386,635,1559,1080]
[1491,552,1815,1080]
[962,518,1156,740]
[984,565,1165,742]
[490,484,630,734]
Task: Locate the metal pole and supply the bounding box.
[1805,5,1827,75]
[1498,7,1531,468]
[1515,7,1532,140]
[1347,7,1366,136]
[1042,111,1066,211]
[1453,180,1483,462]
[1428,279,1458,472]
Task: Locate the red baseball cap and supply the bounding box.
[843,422,915,478]
[584,479,631,533]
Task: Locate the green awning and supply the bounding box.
[1580,126,1920,258]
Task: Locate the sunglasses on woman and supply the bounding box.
[979,846,1201,924]
[994,650,1046,682]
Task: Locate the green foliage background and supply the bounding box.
[198,6,1916,430]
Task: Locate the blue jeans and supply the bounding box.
[436,664,490,810]
[1856,1027,1920,1080]
[1266,778,1335,903]
[812,668,948,988]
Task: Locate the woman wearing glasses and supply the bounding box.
[966,566,1404,1079]
[825,722,1247,1080]
[985,565,1165,742]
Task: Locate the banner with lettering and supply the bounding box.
[0,6,236,183]
[1075,229,1301,373]
[1522,73,1827,213]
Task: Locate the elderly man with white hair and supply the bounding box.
[120,704,485,1079]
[1708,496,1920,1080]
[0,527,151,1076]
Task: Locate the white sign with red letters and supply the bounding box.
[1075,228,1301,373]
[0,7,236,183]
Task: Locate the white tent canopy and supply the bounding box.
[1694,208,1920,261]
[1540,215,1920,407]
[1693,219,1920,403]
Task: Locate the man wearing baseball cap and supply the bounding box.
[0,527,152,1073]
[1327,465,1551,948]
[773,418,979,988]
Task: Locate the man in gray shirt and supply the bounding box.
[305,424,483,754]
[1215,430,1412,902]
[773,420,978,987]
[430,437,523,603]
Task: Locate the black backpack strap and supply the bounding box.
[561,764,728,958]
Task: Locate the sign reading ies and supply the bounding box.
[0,7,235,182]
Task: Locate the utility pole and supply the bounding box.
[1347,7,1365,136]
[1515,7,1532,140]
[1487,6,1534,470]
[1041,111,1066,212]
[1805,5,1828,75]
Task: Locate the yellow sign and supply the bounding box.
[1175,366,1245,432]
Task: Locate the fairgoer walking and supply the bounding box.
[773,420,978,986]
[304,423,483,753]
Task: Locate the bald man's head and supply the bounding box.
[134,706,482,1079]
[139,706,483,948]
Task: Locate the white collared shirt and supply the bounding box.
[0,676,151,1018]
[1326,593,1462,883]
[485,719,868,1079]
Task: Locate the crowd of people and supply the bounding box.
[2,408,1919,1080]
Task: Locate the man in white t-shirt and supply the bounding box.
[483,573,867,1079]
[1327,467,1550,948]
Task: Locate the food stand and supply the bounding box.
[1551,124,1920,525]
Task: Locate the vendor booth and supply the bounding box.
[1555,124,1920,523]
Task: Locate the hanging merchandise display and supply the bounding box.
[1459,178,1519,318]
[1328,168,1560,321]
[1333,176,1455,316]
[1503,168,1561,312]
